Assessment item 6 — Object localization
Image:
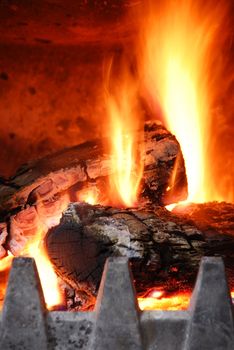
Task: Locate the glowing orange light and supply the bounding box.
[77,187,99,205]
[27,239,63,309]
[138,291,190,311]
[139,289,234,311]
[0,242,63,310]
[110,119,141,207]
[0,254,13,272]
[105,59,143,207]
[140,0,230,203]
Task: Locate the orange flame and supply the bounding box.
[139,0,232,203]
[27,239,63,309]
[0,194,70,310]
[104,58,143,207]
[109,117,141,207]
[25,194,69,308]
[76,187,99,205]
[0,254,13,272]
[24,196,70,308]
[0,246,63,310]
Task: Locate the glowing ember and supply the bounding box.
[150,290,164,299]
[77,187,99,205]
[138,291,191,311]
[139,289,234,311]
[139,0,231,203]
[137,287,191,311]
[104,59,143,207]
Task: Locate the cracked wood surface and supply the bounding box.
[0,121,187,220]
[45,202,234,310]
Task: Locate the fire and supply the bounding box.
[139,289,234,311]
[0,253,13,272]
[109,118,141,207]
[76,187,99,205]
[0,246,63,310]
[27,239,63,309]
[0,0,233,313]
[0,194,70,310]
[139,0,232,203]
[104,58,144,207]
[138,290,190,311]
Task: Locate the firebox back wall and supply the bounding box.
[0,0,133,177]
[0,43,107,177]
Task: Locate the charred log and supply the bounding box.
[172,201,234,289]
[0,121,187,220]
[172,201,234,237]
[45,202,234,310]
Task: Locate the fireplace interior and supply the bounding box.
[0,0,234,349]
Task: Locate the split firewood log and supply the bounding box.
[0,121,187,221]
[5,193,69,256]
[45,202,234,310]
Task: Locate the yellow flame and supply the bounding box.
[0,241,63,310]
[27,240,63,309]
[139,0,230,203]
[0,198,70,310]
[110,116,141,207]
[76,187,99,205]
[0,254,13,272]
[105,58,143,207]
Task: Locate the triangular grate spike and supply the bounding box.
[91,257,143,350]
[185,257,234,350]
[0,257,48,350]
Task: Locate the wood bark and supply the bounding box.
[0,121,187,220]
[45,201,234,310]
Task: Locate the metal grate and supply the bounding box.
[0,256,233,349]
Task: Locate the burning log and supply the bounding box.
[1,117,233,312]
[45,202,234,310]
[172,201,234,237]
[0,120,188,258]
[0,121,187,220]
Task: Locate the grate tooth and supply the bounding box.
[91,257,144,350]
[0,257,48,350]
[1,256,234,350]
[184,257,234,350]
